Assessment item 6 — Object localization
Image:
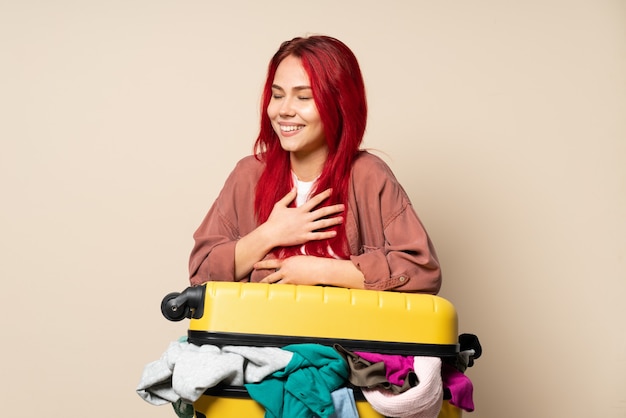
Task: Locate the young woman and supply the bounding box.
[189,35,441,293]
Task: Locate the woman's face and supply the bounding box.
[267,55,327,161]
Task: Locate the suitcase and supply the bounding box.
[161,281,464,418]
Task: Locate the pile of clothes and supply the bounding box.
[137,335,480,418]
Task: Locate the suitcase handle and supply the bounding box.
[161,286,205,321]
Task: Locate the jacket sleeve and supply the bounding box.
[348,155,441,293]
[349,203,441,293]
[189,157,260,286]
[189,198,239,286]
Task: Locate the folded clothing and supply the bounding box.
[362,356,443,418]
[136,340,293,405]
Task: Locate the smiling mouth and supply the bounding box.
[280,125,304,132]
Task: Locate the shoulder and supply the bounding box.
[220,154,265,186]
[232,154,265,175]
[350,150,411,206]
[351,150,398,183]
[216,155,264,202]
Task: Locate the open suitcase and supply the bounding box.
[161,281,467,418]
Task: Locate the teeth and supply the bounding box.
[280,125,303,132]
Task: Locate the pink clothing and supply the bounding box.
[442,363,474,412]
[352,353,476,413]
[354,352,415,387]
[189,151,441,293]
[362,356,443,418]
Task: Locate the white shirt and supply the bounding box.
[292,172,339,259]
[293,173,316,207]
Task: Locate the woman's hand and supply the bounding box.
[256,255,365,289]
[256,255,332,286]
[234,187,344,281]
[262,187,344,249]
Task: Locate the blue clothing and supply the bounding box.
[246,344,350,418]
[329,387,359,418]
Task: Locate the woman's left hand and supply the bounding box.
[256,255,365,289]
[255,255,328,286]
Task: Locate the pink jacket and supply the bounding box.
[189,151,441,293]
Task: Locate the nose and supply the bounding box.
[279,97,296,117]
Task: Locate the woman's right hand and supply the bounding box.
[262,187,345,248]
[234,187,344,280]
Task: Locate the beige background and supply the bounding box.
[1,1,625,417]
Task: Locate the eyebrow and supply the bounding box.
[271,84,312,92]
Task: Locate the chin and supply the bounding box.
[278,139,300,152]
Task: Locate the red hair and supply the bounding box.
[254,35,367,259]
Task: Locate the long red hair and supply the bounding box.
[254,35,367,259]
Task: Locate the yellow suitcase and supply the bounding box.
[161,282,464,418]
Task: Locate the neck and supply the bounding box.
[290,148,328,182]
